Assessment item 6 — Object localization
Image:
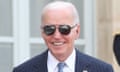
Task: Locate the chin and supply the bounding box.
[52,49,65,55]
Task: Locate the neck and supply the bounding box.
[54,54,68,62]
[52,49,74,62]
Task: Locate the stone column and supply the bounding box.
[96,0,113,63]
[112,0,120,71]
[96,0,120,71]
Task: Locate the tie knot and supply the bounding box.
[58,62,65,67]
[57,62,65,72]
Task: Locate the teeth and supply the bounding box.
[53,42,64,46]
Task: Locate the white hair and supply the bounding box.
[41,1,80,24]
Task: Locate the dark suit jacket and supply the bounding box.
[113,34,120,66]
[13,49,113,72]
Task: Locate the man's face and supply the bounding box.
[41,8,80,57]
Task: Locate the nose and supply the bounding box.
[53,28,62,39]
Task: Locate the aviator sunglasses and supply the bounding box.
[42,24,77,35]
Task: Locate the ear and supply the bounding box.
[75,24,80,40]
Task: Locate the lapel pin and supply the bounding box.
[83,70,88,72]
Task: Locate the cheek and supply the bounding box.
[44,37,50,42]
[43,38,52,47]
[42,35,50,43]
[69,31,77,40]
[65,34,75,43]
[72,28,80,39]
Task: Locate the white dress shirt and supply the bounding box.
[47,49,76,72]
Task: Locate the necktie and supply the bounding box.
[57,62,65,72]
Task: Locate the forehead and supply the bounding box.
[41,8,74,25]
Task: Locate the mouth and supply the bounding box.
[52,42,64,46]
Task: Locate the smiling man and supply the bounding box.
[13,1,114,72]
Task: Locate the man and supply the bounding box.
[13,1,114,72]
[113,34,120,66]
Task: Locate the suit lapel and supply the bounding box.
[33,50,48,72]
[75,49,90,72]
[35,49,90,72]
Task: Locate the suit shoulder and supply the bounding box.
[77,51,113,69]
[13,50,48,72]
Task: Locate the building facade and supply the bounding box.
[0,0,119,72]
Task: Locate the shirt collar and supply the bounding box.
[47,49,76,72]
[47,51,59,71]
[64,49,76,72]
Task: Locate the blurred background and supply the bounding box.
[0,0,120,72]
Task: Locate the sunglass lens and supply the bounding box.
[59,25,70,35]
[43,25,55,35]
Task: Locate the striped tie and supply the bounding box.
[57,62,65,72]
